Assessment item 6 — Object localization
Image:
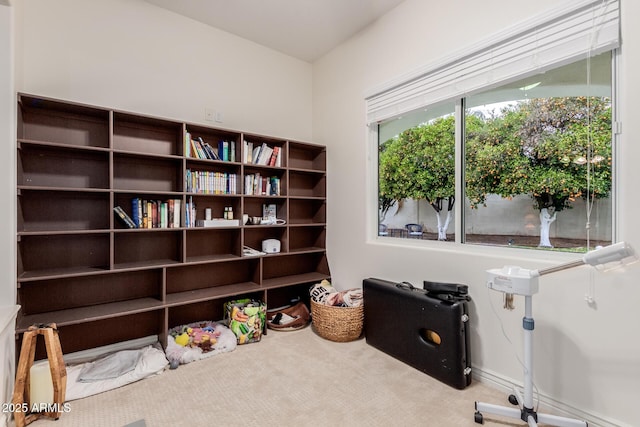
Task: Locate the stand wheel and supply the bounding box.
[474,411,484,424]
[508,394,518,406]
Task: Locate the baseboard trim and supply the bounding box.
[472,367,628,427]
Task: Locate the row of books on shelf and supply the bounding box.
[114,198,182,229]
[185,169,238,194]
[184,196,197,228]
[245,174,281,196]
[185,131,236,162]
[244,141,282,167]
[114,197,230,229]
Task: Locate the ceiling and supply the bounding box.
[145,0,405,63]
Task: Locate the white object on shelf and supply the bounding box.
[195,219,240,227]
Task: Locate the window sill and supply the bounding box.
[368,234,582,267]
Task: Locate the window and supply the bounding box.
[378,103,456,242]
[464,53,612,250]
[370,0,619,252]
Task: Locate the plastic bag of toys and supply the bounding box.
[224,299,266,344]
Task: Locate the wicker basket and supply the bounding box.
[310,299,364,342]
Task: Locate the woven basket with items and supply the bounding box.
[309,280,364,342]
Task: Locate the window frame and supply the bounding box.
[370,53,619,253]
[367,0,621,254]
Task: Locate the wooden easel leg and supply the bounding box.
[41,327,67,419]
[11,329,37,427]
[11,325,67,426]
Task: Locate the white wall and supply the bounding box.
[313,0,640,426]
[0,3,14,306]
[0,3,16,426]
[15,0,312,141]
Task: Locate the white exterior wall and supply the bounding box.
[383,195,612,241]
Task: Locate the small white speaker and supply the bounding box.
[262,239,281,253]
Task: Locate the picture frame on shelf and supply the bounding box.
[263,203,277,220]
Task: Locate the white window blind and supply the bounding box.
[365,0,620,124]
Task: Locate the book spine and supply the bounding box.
[247,142,254,164]
[190,138,201,159]
[190,196,195,227]
[131,198,140,228]
[269,146,279,166]
[114,206,136,228]
[185,130,191,158]
[161,202,168,228]
[252,145,261,164]
[142,202,148,228]
[204,142,219,160]
[152,201,158,228]
[174,199,181,228]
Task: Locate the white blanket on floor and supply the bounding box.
[65,345,168,401]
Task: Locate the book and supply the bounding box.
[252,145,262,164]
[269,176,280,195]
[197,138,210,160]
[269,146,280,166]
[173,199,181,228]
[131,198,140,228]
[259,145,273,165]
[203,142,219,160]
[247,141,253,163]
[190,138,203,159]
[185,130,191,158]
[185,196,195,227]
[114,206,136,228]
[150,201,157,228]
[142,201,148,228]
[218,140,229,161]
[161,202,168,228]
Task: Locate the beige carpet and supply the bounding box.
[29,326,525,427]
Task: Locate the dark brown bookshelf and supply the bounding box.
[15,93,329,354]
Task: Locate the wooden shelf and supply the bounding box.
[18,95,109,149]
[288,141,326,172]
[262,272,331,290]
[184,253,242,264]
[165,282,261,306]
[112,259,184,270]
[18,139,111,154]
[18,266,111,282]
[16,298,164,332]
[15,92,329,354]
[19,144,110,190]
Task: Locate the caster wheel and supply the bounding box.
[508,394,518,406]
[474,411,484,424]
